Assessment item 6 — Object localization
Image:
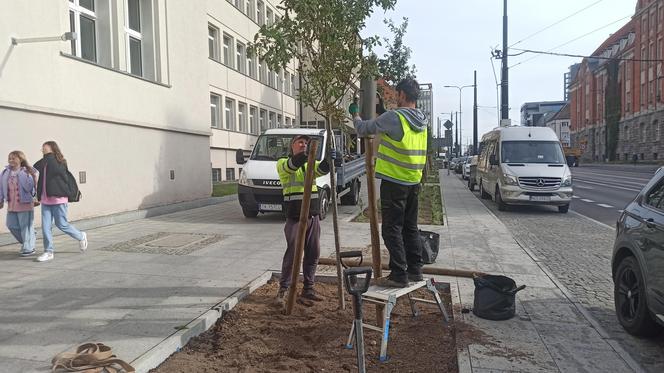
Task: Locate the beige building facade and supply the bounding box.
[0,0,301,233]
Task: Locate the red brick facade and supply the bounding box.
[570,0,664,162]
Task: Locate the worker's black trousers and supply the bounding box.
[380,180,423,282]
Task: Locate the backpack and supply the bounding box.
[66,169,82,202]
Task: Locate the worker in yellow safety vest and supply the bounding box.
[353,77,428,288]
[274,134,331,306]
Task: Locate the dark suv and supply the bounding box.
[612,167,664,336]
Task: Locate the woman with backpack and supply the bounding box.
[33,141,87,262]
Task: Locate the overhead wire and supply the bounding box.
[508,15,632,69]
[509,0,605,48]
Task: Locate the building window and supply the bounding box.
[247,52,256,78]
[212,168,222,183]
[238,102,247,133]
[655,153,659,160]
[223,33,234,68]
[234,0,243,10]
[641,122,647,142]
[284,71,291,94]
[68,0,97,62]
[285,117,291,127]
[249,106,258,134]
[257,0,265,26]
[226,168,236,181]
[245,0,254,20]
[125,0,143,76]
[208,24,220,61]
[268,112,276,128]
[292,74,297,96]
[266,7,273,26]
[236,42,246,74]
[258,59,266,83]
[277,114,282,128]
[267,67,274,88]
[259,109,267,132]
[277,69,283,91]
[656,120,661,141]
[210,94,221,128]
[225,98,236,130]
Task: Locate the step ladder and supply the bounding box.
[345,278,449,362]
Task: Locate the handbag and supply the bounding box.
[65,169,82,203]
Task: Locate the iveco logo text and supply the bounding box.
[536,179,546,187]
[261,180,281,186]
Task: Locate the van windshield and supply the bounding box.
[501,141,565,164]
[250,134,323,161]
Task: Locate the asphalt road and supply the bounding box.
[570,164,659,226]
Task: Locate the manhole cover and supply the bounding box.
[100,232,223,255]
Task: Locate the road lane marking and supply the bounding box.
[573,179,642,192]
[574,185,593,190]
[597,203,614,208]
[572,195,580,199]
[572,171,652,182]
[581,199,595,203]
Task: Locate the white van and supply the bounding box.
[476,126,573,213]
[235,128,365,219]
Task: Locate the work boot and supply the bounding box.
[373,275,409,288]
[273,287,287,306]
[300,288,324,302]
[407,272,424,282]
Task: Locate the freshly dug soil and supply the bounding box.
[152,281,457,373]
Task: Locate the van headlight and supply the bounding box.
[238,170,252,186]
[561,175,572,187]
[502,174,518,186]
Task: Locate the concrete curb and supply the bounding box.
[0,196,235,246]
[130,270,273,373]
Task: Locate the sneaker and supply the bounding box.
[79,232,88,252]
[300,289,324,302]
[408,272,424,282]
[373,276,409,288]
[19,250,36,257]
[36,252,54,262]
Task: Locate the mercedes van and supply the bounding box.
[476,126,573,213]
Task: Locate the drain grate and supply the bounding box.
[99,232,223,255]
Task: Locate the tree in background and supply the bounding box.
[378,17,417,87]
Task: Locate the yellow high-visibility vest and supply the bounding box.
[375,112,427,184]
[276,158,324,201]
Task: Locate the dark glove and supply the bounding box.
[376,94,386,115]
[290,152,307,168]
[318,159,330,174]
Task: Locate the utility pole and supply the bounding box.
[501,0,509,120]
[455,112,459,157]
[473,70,478,155]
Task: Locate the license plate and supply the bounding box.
[259,203,282,211]
[530,195,551,202]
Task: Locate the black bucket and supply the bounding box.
[472,275,526,320]
[419,230,440,264]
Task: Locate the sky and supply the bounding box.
[362,0,638,152]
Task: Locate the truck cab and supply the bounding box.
[236,128,365,219]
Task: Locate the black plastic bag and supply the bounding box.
[420,230,439,264]
[472,275,526,320]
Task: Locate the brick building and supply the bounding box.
[570,0,664,162]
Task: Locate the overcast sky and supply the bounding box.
[362,0,637,151]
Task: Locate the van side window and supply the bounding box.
[645,179,664,210]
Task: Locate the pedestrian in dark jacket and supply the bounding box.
[33,141,87,262]
[0,151,38,256]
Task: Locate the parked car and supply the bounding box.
[612,167,664,336]
[476,126,573,213]
[455,156,468,174]
[449,157,459,170]
[463,157,474,180]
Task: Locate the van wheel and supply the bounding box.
[341,181,360,205]
[495,187,508,211]
[242,207,258,218]
[480,181,490,199]
[558,204,569,213]
[319,189,329,220]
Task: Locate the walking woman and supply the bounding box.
[0,151,39,256]
[33,141,87,262]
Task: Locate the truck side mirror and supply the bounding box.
[489,154,498,166]
[236,148,246,165]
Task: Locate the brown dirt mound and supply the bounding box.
[151,281,457,373]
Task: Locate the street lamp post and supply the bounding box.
[443,84,474,156]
